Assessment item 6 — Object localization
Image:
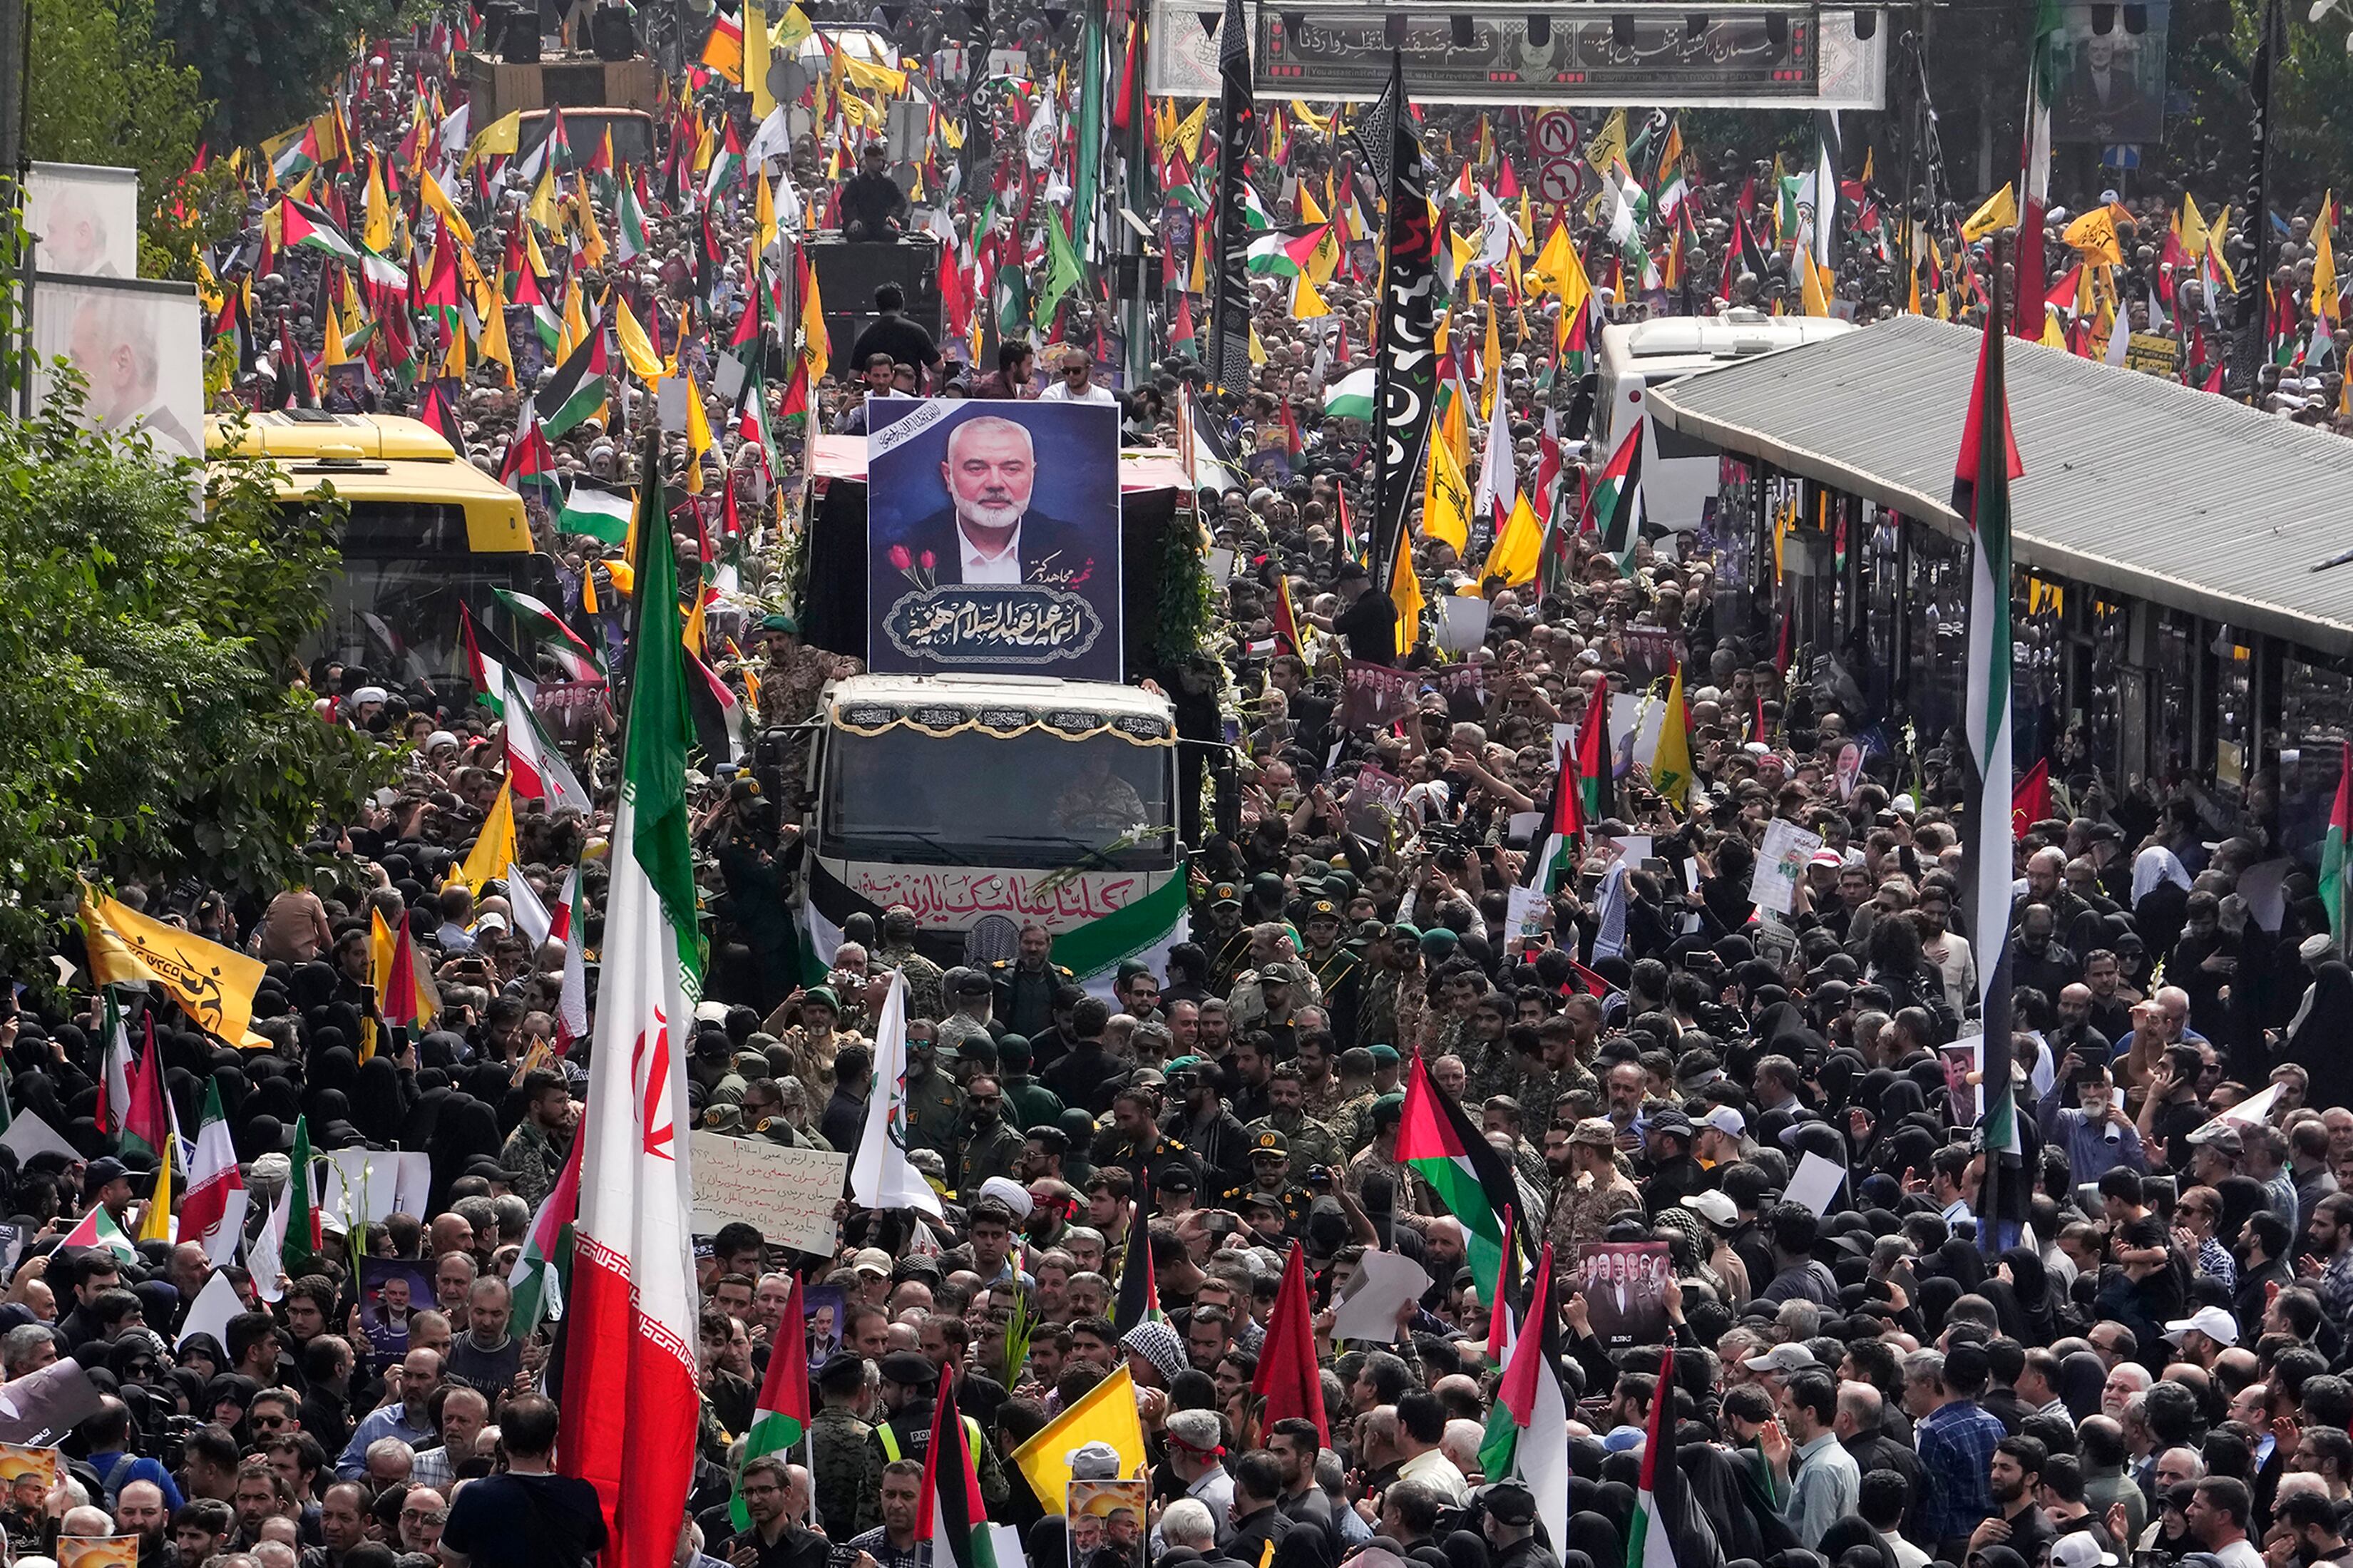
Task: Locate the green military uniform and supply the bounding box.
[902,1062,965,1167]
[958,1116,1027,1197]
[1000,1073,1065,1134]
[1326,1090,1378,1154]
[1244,1110,1343,1186]
[879,942,948,1022]
[1197,883,1251,996]
[1221,1128,1313,1237]
[808,1405,873,1542]
[1464,1037,1521,1107]
[1298,1071,1348,1126]
[1298,901,1363,1050]
[989,958,1077,1040]
[498,1118,565,1209]
[1090,1124,1198,1191]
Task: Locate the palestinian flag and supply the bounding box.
[616,178,652,262]
[2324,742,2352,948]
[1479,1241,1569,1549]
[508,1129,582,1338]
[559,479,635,543]
[1322,365,1375,421]
[539,326,610,439]
[59,1204,137,1262]
[1397,1050,1520,1303]
[1626,1342,1683,1568]
[1579,421,1644,578]
[1572,678,1614,826]
[918,1373,998,1568]
[268,121,322,185]
[1246,231,1301,276]
[1112,1167,1162,1333]
[121,1018,168,1162]
[501,412,563,505]
[730,1272,812,1529]
[493,585,605,677]
[280,198,362,265]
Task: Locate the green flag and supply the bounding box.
[626,429,704,978]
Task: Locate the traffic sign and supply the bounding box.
[1534,159,1581,205]
[1531,111,1580,160]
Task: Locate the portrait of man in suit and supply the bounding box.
[891,414,1097,588]
[2053,15,2162,145]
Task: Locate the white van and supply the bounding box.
[1596,310,1857,533]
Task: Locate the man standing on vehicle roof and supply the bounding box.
[754,613,862,818]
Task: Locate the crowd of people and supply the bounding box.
[25,4,2353,1568]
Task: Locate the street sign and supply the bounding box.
[1532,111,1580,160]
[1534,159,1582,204]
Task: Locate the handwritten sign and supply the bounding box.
[2125,333,2183,378]
[690,1132,848,1256]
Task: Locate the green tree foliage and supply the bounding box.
[149,0,406,151]
[24,0,239,277]
[0,389,395,968]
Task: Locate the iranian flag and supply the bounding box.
[2324,742,2352,948]
[509,1129,583,1338]
[1479,1241,1569,1552]
[919,1373,1001,1568]
[729,1272,811,1530]
[492,585,605,679]
[1396,1051,1521,1304]
[98,992,135,1138]
[284,1113,324,1277]
[616,178,652,263]
[557,430,703,1568]
[1625,1342,1684,1568]
[59,1204,136,1262]
[178,1079,249,1267]
[2014,0,2062,335]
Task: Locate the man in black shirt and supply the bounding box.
[847,284,940,391]
[840,146,911,241]
[1324,561,1398,665]
[437,1394,605,1568]
[724,1455,829,1568]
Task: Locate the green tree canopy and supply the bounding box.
[149,0,407,152]
[0,389,395,968]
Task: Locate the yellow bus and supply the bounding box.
[208,411,560,696]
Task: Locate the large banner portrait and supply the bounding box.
[866,399,1123,680]
[30,274,203,461]
[1575,1239,1672,1348]
[26,164,138,277]
[2051,2,2169,145]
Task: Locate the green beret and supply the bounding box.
[762,613,800,635]
[802,985,839,1013]
[1368,1045,1401,1066]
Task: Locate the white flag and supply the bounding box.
[849,973,944,1216]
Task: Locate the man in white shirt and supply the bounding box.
[1037,346,1118,406]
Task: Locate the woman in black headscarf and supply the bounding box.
[2284,962,2353,1113]
[306,1047,360,1121]
[1979,1246,2054,1345]
[348,1055,408,1148]
[2059,1351,2108,1422]
[1566,1515,1624,1568]
[426,1097,502,1212]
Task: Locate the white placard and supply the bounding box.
[1434,595,1491,653]
[1329,1249,1432,1343]
[178,1269,242,1351]
[1504,884,1544,943]
[0,1111,79,1167]
[690,1132,848,1255]
[1785,1150,1846,1218]
[1748,818,1823,915]
[1612,835,1654,866]
[317,1149,433,1225]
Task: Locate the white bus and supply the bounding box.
[1596,309,1857,534]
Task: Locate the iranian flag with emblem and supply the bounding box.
[556,428,702,1568]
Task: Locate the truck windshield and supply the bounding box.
[520,112,654,169]
[289,499,537,698]
[819,726,1175,871]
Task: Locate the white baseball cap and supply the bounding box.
[1702,1107,1749,1139]
[2162,1304,2239,1347]
[1681,1190,1738,1228]
[2051,1533,2119,1568]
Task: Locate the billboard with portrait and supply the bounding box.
[29,274,203,461]
[865,399,1123,681]
[2051,2,2169,145]
[1067,1479,1148,1568]
[25,163,138,277]
[1574,1239,1672,1348]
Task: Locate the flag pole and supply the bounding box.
[1973,232,2014,1254]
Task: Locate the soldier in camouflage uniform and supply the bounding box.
[1460,992,1521,1106]
[763,987,866,1092]
[752,614,862,816]
[808,1355,874,1542]
[1296,1032,1349,1125]
[1244,1065,1343,1186]
[956,1073,1028,1197]
[1341,1093,1426,1231]
[1325,1044,1392,1154]
[1196,883,1254,997]
[1357,928,1427,1060]
[1218,1129,1313,1238]
[875,906,946,1022]
[1547,1117,1644,1254]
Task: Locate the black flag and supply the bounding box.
[1365,51,1437,592]
[1208,0,1255,402]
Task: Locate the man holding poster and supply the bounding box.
[866,400,1124,680]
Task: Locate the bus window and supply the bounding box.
[819,727,1174,871]
[336,501,473,557]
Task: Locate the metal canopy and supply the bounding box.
[1645,314,2353,657]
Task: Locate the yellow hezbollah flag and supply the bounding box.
[448,777,516,894]
[2064,206,2123,266]
[1651,662,1693,806]
[1390,521,1425,655]
[466,109,521,167]
[747,0,775,119]
[79,885,269,1049]
[1012,1366,1149,1512]
[1419,431,1472,554]
[1481,492,1544,588]
[419,168,475,249]
[615,292,665,380]
[1961,184,2016,243]
[136,1133,175,1244]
